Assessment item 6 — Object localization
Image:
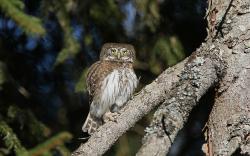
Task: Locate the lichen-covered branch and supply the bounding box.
[137,45,222,156]
[139,0,250,155]
[71,58,188,156]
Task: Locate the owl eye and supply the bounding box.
[110,48,116,54]
[122,49,128,54]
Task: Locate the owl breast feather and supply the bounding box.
[90,67,138,118]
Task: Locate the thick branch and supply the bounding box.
[138,0,250,155]
[137,48,221,156]
[71,58,188,156]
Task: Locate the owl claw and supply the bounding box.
[103,111,119,123]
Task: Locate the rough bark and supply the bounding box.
[208,66,250,155]
[207,0,250,155]
[136,42,223,156]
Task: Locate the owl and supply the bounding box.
[82,43,138,134]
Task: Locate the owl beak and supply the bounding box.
[117,53,121,59]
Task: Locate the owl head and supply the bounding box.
[100,43,136,63]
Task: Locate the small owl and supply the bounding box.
[82,43,138,134]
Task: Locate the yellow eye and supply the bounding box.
[111,49,116,54]
[122,49,128,54]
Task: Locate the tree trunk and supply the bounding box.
[206,0,250,154]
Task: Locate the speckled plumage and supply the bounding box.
[82,43,138,134]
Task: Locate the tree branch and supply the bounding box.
[71,57,188,156]
[138,0,250,155]
[137,45,222,156]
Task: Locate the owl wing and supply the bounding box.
[86,61,102,103]
[83,61,120,134]
[86,61,121,103]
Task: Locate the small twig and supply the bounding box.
[161,115,173,145]
[213,0,234,39]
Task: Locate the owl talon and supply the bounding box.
[103,112,119,123]
[111,104,120,113]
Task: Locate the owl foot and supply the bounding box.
[110,104,119,112]
[103,111,119,123]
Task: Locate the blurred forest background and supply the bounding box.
[0,0,208,155]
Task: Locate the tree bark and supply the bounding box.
[206,0,250,155]
[208,66,250,155]
[137,42,223,156]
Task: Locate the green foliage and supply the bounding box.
[84,34,93,46]
[151,36,185,74]
[55,3,80,65]
[40,0,81,66]
[7,106,51,140]
[0,62,7,88]
[53,0,80,66]
[0,103,72,155]
[134,35,185,75]
[28,132,72,156]
[135,0,160,32]
[56,145,71,156]
[0,121,29,156]
[89,0,123,25]
[75,68,88,93]
[0,0,45,36]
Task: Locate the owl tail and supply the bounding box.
[82,113,102,135]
